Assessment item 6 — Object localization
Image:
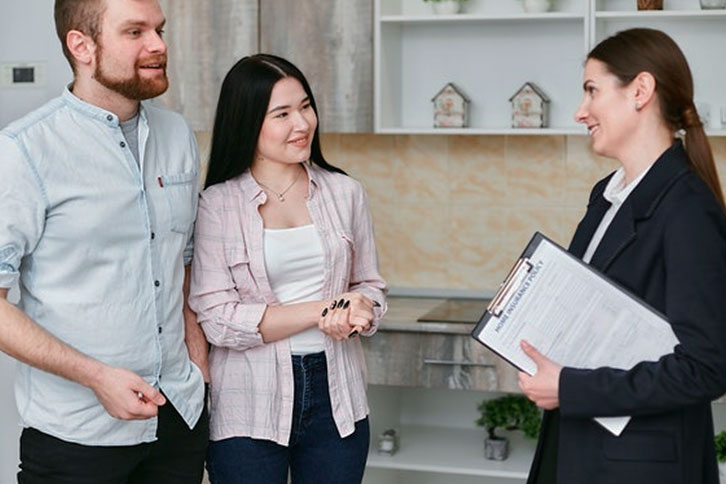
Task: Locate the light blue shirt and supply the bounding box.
[0,88,204,446]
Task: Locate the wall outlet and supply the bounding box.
[1,62,47,88]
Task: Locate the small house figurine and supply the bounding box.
[432,82,470,128]
[509,82,550,128]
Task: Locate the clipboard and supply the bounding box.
[470,232,679,436]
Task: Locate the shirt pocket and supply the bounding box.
[225,247,257,296]
[159,172,196,234]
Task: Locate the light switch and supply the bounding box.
[1,62,47,88]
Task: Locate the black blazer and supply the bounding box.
[528,141,726,484]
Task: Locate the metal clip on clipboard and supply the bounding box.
[486,257,533,318]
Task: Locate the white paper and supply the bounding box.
[474,235,679,436]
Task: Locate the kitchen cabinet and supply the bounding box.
[157,0,373,133]
[374,0,726,135]
[156,0,258,130]
[260,0,374,132]
[362,297,529,483]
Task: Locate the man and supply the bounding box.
[0,0,209,482]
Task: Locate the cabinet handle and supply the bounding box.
[423,359,495,368]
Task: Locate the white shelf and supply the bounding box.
[376,127,587,136]
[377,0,726,135]
[595,9,726,18]
[381,13,585,23]
[367,425,535,479]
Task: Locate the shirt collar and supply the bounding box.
[603,162,654,206]
[61,85,146,127]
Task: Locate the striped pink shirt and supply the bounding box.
[189,162,387,445]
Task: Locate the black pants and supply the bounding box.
[18,397,208,484]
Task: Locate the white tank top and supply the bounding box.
[263,224,325,354]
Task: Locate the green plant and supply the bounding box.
[715,431,726,463]
[475,395,541,440]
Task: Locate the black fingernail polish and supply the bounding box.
[349,330,359,338]
[322,308,328,317]
[337,298,344,308]
[330,301,337,310]
[343,300,350,309]
[373,301,381,307]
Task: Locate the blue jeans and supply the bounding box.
[206,352,370,484]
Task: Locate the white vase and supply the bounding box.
[523,0,552,13]
[719,462,726,484]
[432,0,461,15]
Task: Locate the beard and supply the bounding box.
[93,46,169,101]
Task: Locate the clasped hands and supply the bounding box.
[318,292,378,340]
[518,340,562,410]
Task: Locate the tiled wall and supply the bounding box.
[195,132,726,292]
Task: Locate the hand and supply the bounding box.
[318,293,374,340]
[90,365,166,420]
[518,340,562,410]
[185,321,211,382]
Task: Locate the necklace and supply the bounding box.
[253,165,303,202]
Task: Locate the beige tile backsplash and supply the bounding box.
[195,132,726,292]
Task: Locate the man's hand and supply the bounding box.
[90,365,166,420]
[518,340,562,410]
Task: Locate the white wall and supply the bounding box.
[0,0,71,128]
[1,2,71,482]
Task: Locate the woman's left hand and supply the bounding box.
[518,340,562,410]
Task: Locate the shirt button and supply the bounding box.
[106,114,113,121]
[158,326,162,334]
[154,280,160,287]
[151,232,155,240]
[120,141,126,148]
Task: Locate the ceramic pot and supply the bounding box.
[484,437,509,460]
[700,0,726,8]
[637,0,663,10]
[523,0,552,13]
[432,0,461,15]
[719,462,726,484]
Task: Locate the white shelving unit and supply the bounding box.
[374,0,726,135]
[364,386,532,484]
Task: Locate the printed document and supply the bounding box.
[471,233,679,436]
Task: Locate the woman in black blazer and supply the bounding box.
[519,28,726,484]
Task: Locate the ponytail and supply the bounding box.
[682,105,726,213]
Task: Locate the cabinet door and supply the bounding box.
[156,0,259,130]
[363,331,423,387]
[420,334,520,392]
[260,0,373,133]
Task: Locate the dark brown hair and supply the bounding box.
[588,28,725,213]
[54,0,106,72]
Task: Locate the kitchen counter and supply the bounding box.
[378,296,488,335]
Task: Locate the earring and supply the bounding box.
[635,102,641,111]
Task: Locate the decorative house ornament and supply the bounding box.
[509,82,550,128]
[431,82,470,128]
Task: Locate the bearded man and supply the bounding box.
[0,0,209,482]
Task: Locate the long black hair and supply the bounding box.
[204,54,345,189]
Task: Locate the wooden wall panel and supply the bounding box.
[260,0,373,133]
[156,0,259,131]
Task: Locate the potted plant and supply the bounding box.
[475,395,541,461]
[423,0,468,15]
[715,430,726,483]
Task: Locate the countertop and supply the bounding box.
[379,296,488,335]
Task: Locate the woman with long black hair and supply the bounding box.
[189,54,387,484]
